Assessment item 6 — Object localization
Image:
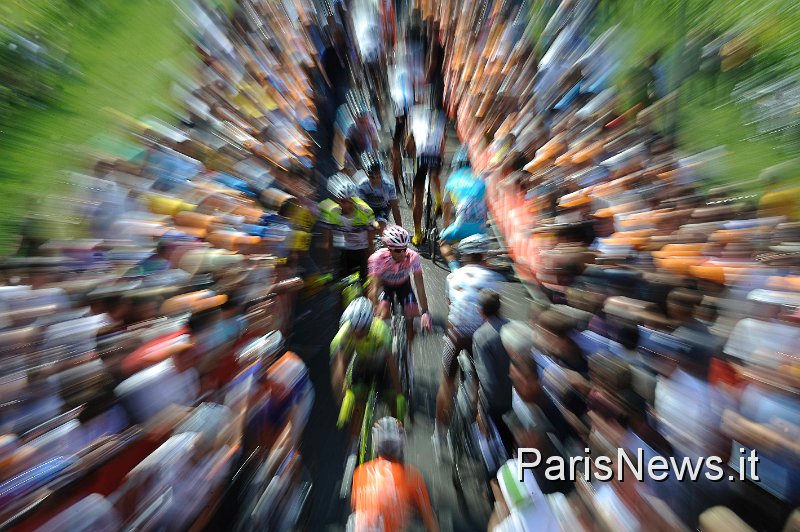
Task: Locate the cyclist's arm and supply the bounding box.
[390,199,402,226]
[369,274,382,306]
[413,271,429,315]
[367,226,375,256]
[471,334,488,423]
[331,325,355,397]
[384,177,401,227]
[442,192,454,228]
[409,470,439,532]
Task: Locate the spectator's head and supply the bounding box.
[124,293,161,324]
[666,288,703,323]
[104,295,132,323]
[510,349,542,404]
[615,322,640,350]
[590,208,615,238]
[478,289,502,320]
[529,299,551,325]
[501,320,535,360]
[177,309,221,372]
[372,417,406,462]
[618,389,662,448]
[695,295,718,324]
[536,309,586,372]
[362,153,382,184]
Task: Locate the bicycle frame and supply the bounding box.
[450,351,506,495]
[422,171,440,262]
[390,296,413,424]
[359,382,379,465]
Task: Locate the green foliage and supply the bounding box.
[525,0,800,188]
[0,0,192,253]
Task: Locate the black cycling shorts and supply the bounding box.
[413,155,442,187]
[441,329,473,380]
[349,353,391,395]
[379,279,418,309]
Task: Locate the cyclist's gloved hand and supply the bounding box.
[420,312,432,331]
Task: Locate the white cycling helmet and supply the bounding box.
[457,233,492,256]
[382,225,410,249]
[343,296,374,334]
[372,417,405,461]
[328,173,358,200]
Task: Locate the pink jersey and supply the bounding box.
[368,248,422,286]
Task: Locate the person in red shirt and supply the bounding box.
[350,417,439,532]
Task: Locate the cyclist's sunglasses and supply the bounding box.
[389,247,407,254]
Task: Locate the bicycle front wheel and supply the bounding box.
[402,157,414,208]
[359,383,379,465]
[391,307,413,424]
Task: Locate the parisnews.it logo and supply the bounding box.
[517,447,760,482]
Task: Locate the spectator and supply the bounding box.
[472,289,514,454]
[535,309,588,374]
[666,288,703,327]
[506,333,574,495]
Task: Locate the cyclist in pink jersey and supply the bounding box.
[368,225,432,349]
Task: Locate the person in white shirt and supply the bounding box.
[433,234,504,460]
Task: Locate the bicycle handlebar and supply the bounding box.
[407,314,446,334]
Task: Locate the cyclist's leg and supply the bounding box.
[381,354,402,418]
[349,359,370,441]
[392,116,405,191]
[433,326,465,461]
[399,279,419,347]
[376,284,395,321]
[434,327,463,428]
[412,160,428,244]
[430,156,443,213]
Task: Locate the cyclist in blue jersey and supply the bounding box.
[439,146,488,272]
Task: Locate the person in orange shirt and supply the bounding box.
[350,418,439,532]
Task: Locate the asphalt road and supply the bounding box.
[292,123,532,531]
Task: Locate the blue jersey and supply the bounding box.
[445,168,487,226]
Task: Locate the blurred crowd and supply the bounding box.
[435,0,800,530]
[0,0,331,529]
[1,0,800,530]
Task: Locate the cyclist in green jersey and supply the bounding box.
[320,173,377,280]
[331,297,404,433]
